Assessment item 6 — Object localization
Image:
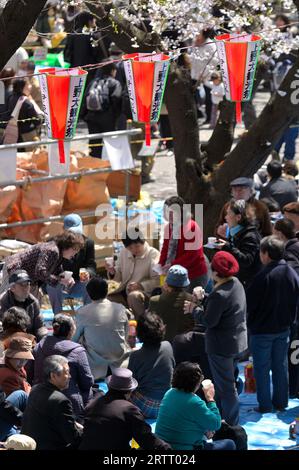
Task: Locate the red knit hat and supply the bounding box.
[211,251,239,277]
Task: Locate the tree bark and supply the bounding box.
[201,99,236,169]
[165,63,203,200]
[202,62,269,169]
[201,53,299,240]
[0,0,48,71]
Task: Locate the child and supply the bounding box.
[209,72,225,128]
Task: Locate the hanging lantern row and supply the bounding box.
[215,33,262,123]
[123,52,171,146]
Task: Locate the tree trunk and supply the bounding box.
[201,53,299,240]
[202,62,269,169]
[165,64,203,201]
[0,0,48,71]
[201,99,236,169]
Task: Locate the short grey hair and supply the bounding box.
[260,235,285,261]
[43,355,68,381]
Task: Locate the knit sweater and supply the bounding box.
[155,388,221,450]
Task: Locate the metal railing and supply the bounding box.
[0,128,143,230]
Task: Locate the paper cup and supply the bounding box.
[105,257,114,268]
[208,237,217,245]
[79,268,88,282]
[202,379,212,390]
[62,270,73,280]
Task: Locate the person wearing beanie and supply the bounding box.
[149,265,194,342]
[185,251,247,426]
[46,213,96,314]
[72,277,131,381]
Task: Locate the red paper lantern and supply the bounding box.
[215,33,261,123]
[123,52,170,145]
[39,68,88,164]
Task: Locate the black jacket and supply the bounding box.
[62,236,96,281]
[0,290,47,341]
[0,387,23,428]
[21,382,82,450]
[7,93,41,136]
[222,225,262,286]
[247,260,299,334]
[259,177,297,210]
[284,238,299,274]
[79,390,172,450]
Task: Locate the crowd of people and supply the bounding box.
[0,181,298,450]
[0,0,299,453]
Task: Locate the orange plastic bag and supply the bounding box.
[62,155,111,213]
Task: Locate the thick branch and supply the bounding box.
[214,53,299,189]
[85,1,161,53]
[0,0,48,70]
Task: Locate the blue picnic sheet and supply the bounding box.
[42,308,299,450]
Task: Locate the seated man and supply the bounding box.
[259,161,297,210]
[21,355,82,450]
[106,230,160,318]
[79,368,171,450]
[0,270,47,342]
[72,277,131,381]
[149,265,194,342]
[46,214,96,314]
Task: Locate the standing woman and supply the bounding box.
[6,78,42,148]
[217,199,262,286]
[0,231,84,298]
[159,196,208,291]
[187,251,247,426]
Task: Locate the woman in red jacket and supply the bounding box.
[159,196,208,291]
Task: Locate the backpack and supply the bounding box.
[213,421,248,450]
[86,77,111,112]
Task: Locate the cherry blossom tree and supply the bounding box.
[1,0,299,237]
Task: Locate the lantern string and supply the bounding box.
[1,20,299,84]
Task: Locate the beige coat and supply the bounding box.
[113,242,160,295]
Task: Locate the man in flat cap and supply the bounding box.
[215,177,272,239]
[0,270,47,342]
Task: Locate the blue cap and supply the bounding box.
[166,265,190,288]
[63,214,83,234]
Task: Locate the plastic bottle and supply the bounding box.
[244,360,256,393]
[128,320,137,348]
